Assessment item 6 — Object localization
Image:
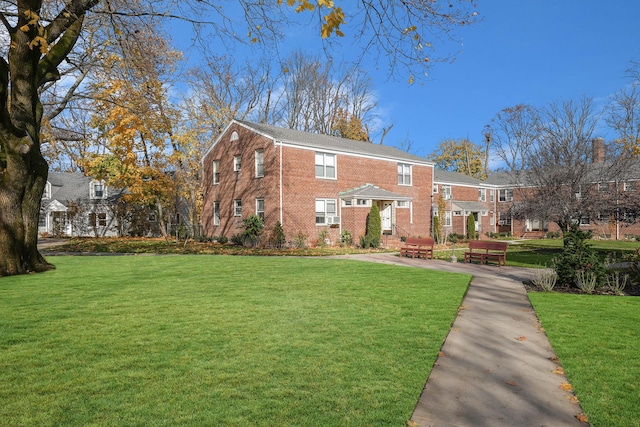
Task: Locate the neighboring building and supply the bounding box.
[202,124,640,244]
[39,172,124,237]
[201,120,435,246]
[433,170,498,238]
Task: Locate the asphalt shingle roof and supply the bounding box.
[339,184,411,201]
[44,172,122,208]
[434,169,482,186]
[236,120,431,165]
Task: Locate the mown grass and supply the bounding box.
[42,237,394,256]
[0,256,470,427]
[529,293,640,427]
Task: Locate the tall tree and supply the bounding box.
[331,108,370,141]
[0,0,479,276]
[428,138,487,179]
[486,104,541,172]
[514,97,612,233]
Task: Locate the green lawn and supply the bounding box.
[0,256,470,427]
[529,293,640,427]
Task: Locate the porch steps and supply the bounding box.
[381,234,404,249]
[521,231,545,239]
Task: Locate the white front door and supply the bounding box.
[381,202,393,232]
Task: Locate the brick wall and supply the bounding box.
[203,122,433,245]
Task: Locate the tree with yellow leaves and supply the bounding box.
[0,0,479,276]
[428,138,487,179]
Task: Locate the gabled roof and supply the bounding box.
[231,120,433,166]
[43,172,122,208]
[339,184,411,201]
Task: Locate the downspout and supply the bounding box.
[278,140,283,225]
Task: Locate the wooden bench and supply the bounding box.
[400,237,434,259]
[464,240,508,266]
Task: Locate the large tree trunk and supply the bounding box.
[0,134,54,276]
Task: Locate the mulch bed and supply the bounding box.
[524,281,640,296]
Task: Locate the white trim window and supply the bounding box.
[255,150,264,178]
[315,199,338,225]
[90,180,106,199]
[444,211,452,226]
[397,200,409,208]
[230,131,239,141]
[478,188,486,202]
[398,163,412,185]
[213,201,220,226]
[432,183,438,194]
[442,185,452,200]
[234,199,242,217]
[213,160,220,185]
[256,198,264,221]
[233,155,242,172]
[498,212,512,226]
[490,190,494,202]
[90,212,107,227]
[315,152,336,179]
[43,181,51,199]
[498,189,513,202]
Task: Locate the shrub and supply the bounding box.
[230,233,244,246]
[293,232,307,248]
[466,215,476,240]
[241,214,264,247]
[433,215,441,243]
[269,221,286,248]
[316,229,330,247]
[553,225,605,288]
[364,204,381,248]
[533,267,558,292]
[217,235,228,244]
[340,230,353,247]
[606,271,628,295]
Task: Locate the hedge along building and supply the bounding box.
[201,120,434,246]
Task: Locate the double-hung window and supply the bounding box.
[442,185,452,200]
[213,201,220,226]
[398,163,411,185]
[315,152,336,179]
[90,181,105,199]
[213,160,220,185]
[256,198,264,221]
[315,199,337,225]
[478,188,486,202]
[234,199,242,216]
[255,150,264,178]
[233,155,242,172]
[444,211,452,226]
[90,212,107,227]
[498,189,513,202]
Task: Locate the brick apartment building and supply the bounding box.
[203,122,640,244]
[201,120,434,246]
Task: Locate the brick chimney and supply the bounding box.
[592,137,605,163]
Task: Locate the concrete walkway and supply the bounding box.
[337,253,588,427]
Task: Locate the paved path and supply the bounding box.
[337,253,588,427]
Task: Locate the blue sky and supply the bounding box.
[172,1,640,160]
[371,1,640,158]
